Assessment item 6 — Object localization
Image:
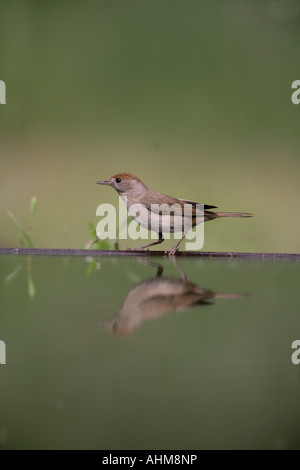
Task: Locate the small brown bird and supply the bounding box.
[97,173,252,255]
[102,261,247,334]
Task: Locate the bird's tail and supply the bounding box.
[215,293,249,299]
[214,211,253,218]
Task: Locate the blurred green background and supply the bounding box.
[0,0,300,252]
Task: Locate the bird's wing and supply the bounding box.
[138,191,217,216]
[137,191,184,215]
[178,198,218,210]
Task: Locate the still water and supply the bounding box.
[0,254,299,449]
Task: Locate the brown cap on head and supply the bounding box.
[110,173,144,184]
[97,173,146,188]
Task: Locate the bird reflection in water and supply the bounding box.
[103,259,246,334]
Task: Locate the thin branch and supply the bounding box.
[0,247,299,261]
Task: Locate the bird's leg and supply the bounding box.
[170,257,187,282]
[156,265,164,277]
[137,233,164,250]
[135,257,164,277]
[128,233,164,251]
[165,232,187,257]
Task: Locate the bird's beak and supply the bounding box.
[97,180,111,185]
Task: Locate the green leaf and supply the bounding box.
[87,221,97,238]
[21,229,35,248]
[5,208,22,228]
[90,239,111,250]
[28,272,36,299]
[3,265,21,285]
[86,258,96,276]
[85,222,118,250]
[29,196,38,217]
[6,208,35,248]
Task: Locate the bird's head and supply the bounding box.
[97,173,147,195]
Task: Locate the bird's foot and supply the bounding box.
[164,247,178,257]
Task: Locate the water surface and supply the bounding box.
[0,254,299,449]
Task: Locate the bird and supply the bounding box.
[97,173,252,255]
[102,260,247,334]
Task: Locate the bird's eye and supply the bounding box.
[116,178,121,183]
